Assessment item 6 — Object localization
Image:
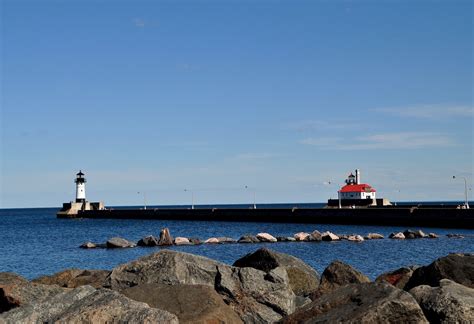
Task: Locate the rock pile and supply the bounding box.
[1,251,473,323]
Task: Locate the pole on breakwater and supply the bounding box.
[453,176,470,209]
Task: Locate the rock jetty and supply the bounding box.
[1,250,473,323]
[79,228,464,249]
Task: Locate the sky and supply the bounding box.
[1,0,472,208]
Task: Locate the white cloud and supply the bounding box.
[301,132,456,150]
[373,105,474,119]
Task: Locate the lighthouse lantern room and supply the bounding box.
[74,170,87,203]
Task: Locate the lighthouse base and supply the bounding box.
[57,201,105,218]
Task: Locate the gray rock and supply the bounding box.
[307,230,322,242]
[409,279,474,323]
[375,266,417,290]
[106,237,136,248]
[256,233,277,242]
[188,237,201,245]
[137,235,159,247]
[405,253,474,290]
[122,283,243,324]
[321,231,339,241]
[158,227,173,246]
[104,249,295,323]
[217,237,236,243]
[238,235,259,243]
[173,237,192,245]
[0,285,178,323]
[389,232,406,239]
[403,230,417,239]
[428,233,439,238]
[0,281,65,314]
[104,250,222,290]
[311,260,370,299]
[216,265,295,323]
[80,242,97,249]
[280,283,428,323]
[366,233,384,239]
[233,248,320,296]
[447,233,464,238]
[33,269,109,289]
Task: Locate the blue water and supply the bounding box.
[0,207,473,280]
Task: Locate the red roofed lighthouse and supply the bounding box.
[339,169,376,200]
[327,169,390,208]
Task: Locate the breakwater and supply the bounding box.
[70,207,474,229]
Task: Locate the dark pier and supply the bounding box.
[63,206,474,229]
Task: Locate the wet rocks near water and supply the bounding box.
[158,227,174,245]
[389,232,406,239]
[256,232,277,242]
[321,231,340,241]
[409,279,474,323]
[137,235,159,247]
[238,235,259,243]
[80,242,97,249]
[173,237,191,245]
[204,237,219,244]
[365,233,384,239]
[2,249,473,323]
[106,237,136,248]
[79,227,454,250]
[447,233,464,238]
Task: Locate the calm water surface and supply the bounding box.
[1,207,473,280]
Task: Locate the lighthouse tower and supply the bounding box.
[75,170,87,203]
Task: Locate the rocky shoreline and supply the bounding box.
[79,227,468,249]
[1,248,473,323]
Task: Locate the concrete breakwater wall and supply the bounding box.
[70,207,474,229]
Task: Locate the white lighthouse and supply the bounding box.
[74,170,87,203]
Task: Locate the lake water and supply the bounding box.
[1,206,473,280]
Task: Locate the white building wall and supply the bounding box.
[76,183,86,200]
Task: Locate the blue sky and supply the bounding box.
[1,0,472,208]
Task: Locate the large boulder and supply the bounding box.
[104,250,295,323]
[137,235,159,247]
[106,237,136,248]
[0,285,178,323]
[308,230,322,242]
[215,265,295,323]
[409,279,474,323]
[405,253,474,290]
[0,280,65,314]
[33,269,110,289]
[122,283,243,324]
[311,260,370,299]
[233,248,320,296]
[104,250,223,290]
[280,283,428,323]
[375,266,416,290]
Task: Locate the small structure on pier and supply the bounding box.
[327,169,391,207]
[57,171,105,218]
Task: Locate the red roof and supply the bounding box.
[340,184,376,193]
